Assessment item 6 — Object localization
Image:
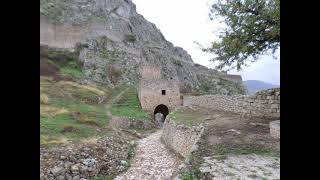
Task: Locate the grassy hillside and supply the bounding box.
[111,85,149,119]
[40,76,112,147]
[40,46,150,147]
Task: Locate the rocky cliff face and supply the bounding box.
[40,0,246,95]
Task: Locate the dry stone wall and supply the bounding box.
[184,88,280,118]
[162,118,205,158]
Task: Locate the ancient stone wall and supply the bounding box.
[40,17,85,50]
[139,79,181,113]
[140,65,161,80]
[162,118,204,158]
[221,74,243,84]
[184,88,280,118]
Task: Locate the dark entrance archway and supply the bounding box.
[154,104,169,127]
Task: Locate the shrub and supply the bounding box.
[106,65,122,85]
[40,93,49,104]
[40,59,60,78]
[124,34,136,43]
[173,59,183,67]
[61,125,76,133]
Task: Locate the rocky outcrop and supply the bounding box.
[40,0,245,95]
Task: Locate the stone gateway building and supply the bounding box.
[138,66,182,124]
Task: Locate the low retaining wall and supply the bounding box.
[162,118,205,158]
[184,88,280,118]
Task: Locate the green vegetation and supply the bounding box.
[105,65,122,85]
[40,76,152,147]
[60,59,84,79]
[201,0,280,70]
[180,169,202,180]
[124,34,136,43]
[169,107,207,127]
[111,85,149,119]
[172,59,183,67]
[40,77,112,147]
[179,148,206,180]
[213,144,280,157]
[40,46,85,79]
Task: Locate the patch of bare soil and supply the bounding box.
[178,106,280,179]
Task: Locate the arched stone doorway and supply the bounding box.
[154,104,169,127]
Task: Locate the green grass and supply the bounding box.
[111,85,149,119]
[180,169,202,180]
[40,77,151,147]
[40,77,112,147]
[213,144,280,157]
[59,60,84,79]
[169,108,207,127]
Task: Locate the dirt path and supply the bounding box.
[115,130,182,180]
[105,86,131,119]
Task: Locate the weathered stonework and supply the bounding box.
[184,88,280,118]
[138,66,181,114]
[162,118,204,158]
[270,120,280,139]
[40,17,85,50]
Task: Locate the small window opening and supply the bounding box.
[162,90,166,95]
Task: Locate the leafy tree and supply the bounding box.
[202,0,280,70]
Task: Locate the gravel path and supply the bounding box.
[115,130,182,180]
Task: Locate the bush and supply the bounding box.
[173,59,183,67]
[180,169,202,180]
[106,65,122,85]
[40,93,49,104]
[40,59,60,78]
[61,125,76,133]
[124,34,136,43]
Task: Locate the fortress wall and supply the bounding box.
[40,17,85,50]
[184,88,280,118]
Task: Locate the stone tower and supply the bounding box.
[138,65,181,122]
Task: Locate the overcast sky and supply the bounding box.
[132,0,280,85]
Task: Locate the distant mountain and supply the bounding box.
[243,80,279,95]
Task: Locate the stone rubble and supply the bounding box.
[40,136,133,180]
[115,130,182,180]
[200,154,280,180]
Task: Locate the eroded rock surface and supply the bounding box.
[40,0,245,95]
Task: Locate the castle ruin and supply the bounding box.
[138,66,182,124]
